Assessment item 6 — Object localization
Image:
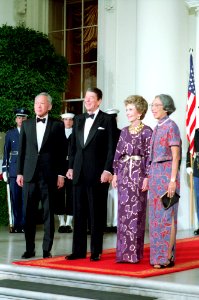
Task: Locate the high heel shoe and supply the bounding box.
[153,256,175,269]
[166,256,175,268]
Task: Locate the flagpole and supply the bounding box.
[190,154,194,227]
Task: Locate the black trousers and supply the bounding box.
[23,171,55,253]
[72,180,109,256]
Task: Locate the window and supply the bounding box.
[48,0,98,114]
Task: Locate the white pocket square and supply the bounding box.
[98,127,105,130]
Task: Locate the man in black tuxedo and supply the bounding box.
[66,87,117,261]
[16,92,66,259]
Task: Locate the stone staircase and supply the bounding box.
[0,264,198,300]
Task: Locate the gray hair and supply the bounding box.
[155,94,176,115]
[35,92,52,104]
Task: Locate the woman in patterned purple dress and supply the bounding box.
[148,94,181,269]
[112,95,152,263]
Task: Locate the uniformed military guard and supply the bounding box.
[55,112,75,233]
[2,108,29,233]
[186,128,199,236]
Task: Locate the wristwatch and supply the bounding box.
[170,178,176,182]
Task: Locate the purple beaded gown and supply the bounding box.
[113,124,152,263]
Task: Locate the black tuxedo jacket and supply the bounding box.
[17,117,66,183]
[69,110,117,185]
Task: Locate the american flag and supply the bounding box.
[186,53,196,155]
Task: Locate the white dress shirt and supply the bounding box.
[65,127,72,138]
[84,109,99,144]
[36,115,48,152]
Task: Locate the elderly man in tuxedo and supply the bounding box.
[66,87,117,261]
[17,92,66,259]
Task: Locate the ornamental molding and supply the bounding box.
[14,0,27,25]
[185,0,199,8]
[105,0,115,11]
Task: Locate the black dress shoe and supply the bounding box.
[65,253,86,260]
[58,226,67,233]
[21,251,35,259]
[9,227,16,233]
[104,227,112,233]
[90,253,100,261]
[194,228,199,235]
[112,226,117,233]
[65,225,73,233]
[15,228,24,233]
[43,251,52,258]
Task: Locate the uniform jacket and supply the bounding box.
[69,110,117,185]
[186,129,199,177]
[2,128,20,177]
[17,117,66,183]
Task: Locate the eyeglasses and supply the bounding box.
[149,104,163,108]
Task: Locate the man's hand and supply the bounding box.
[2,172,8,183]
[101,171,112,183]
[16,175,24,187]
[66,169,73,180]
[57,176,65,189]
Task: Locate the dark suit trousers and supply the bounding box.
[72,180,109,256]
[23,170,55,253]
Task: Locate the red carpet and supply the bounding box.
[13,237,199,278]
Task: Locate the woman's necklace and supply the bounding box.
[129,122,144,134]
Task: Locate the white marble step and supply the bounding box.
[0,264,198,300]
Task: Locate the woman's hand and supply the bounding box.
[167,181,176,198]
[141,178,149,192]
[112,174,118,188]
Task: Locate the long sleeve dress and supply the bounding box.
[113,124,152,263]
[148,116,181,265]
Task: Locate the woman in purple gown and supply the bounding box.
[112,95,152,263]
[148,94,181,269]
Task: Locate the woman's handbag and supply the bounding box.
[160,192,180,210]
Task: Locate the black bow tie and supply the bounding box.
[86,113,95,119]
[37,117,46,123]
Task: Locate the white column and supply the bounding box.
[136,0,188,130]
[186,2,199,228]
[26,0,48,34]
[136,0,190,230]
[0,0,15,26]
[98,0,137,119]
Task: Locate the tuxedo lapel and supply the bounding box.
[40,118,52,149]
[29,119,38,150]
[77,115,85,148]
